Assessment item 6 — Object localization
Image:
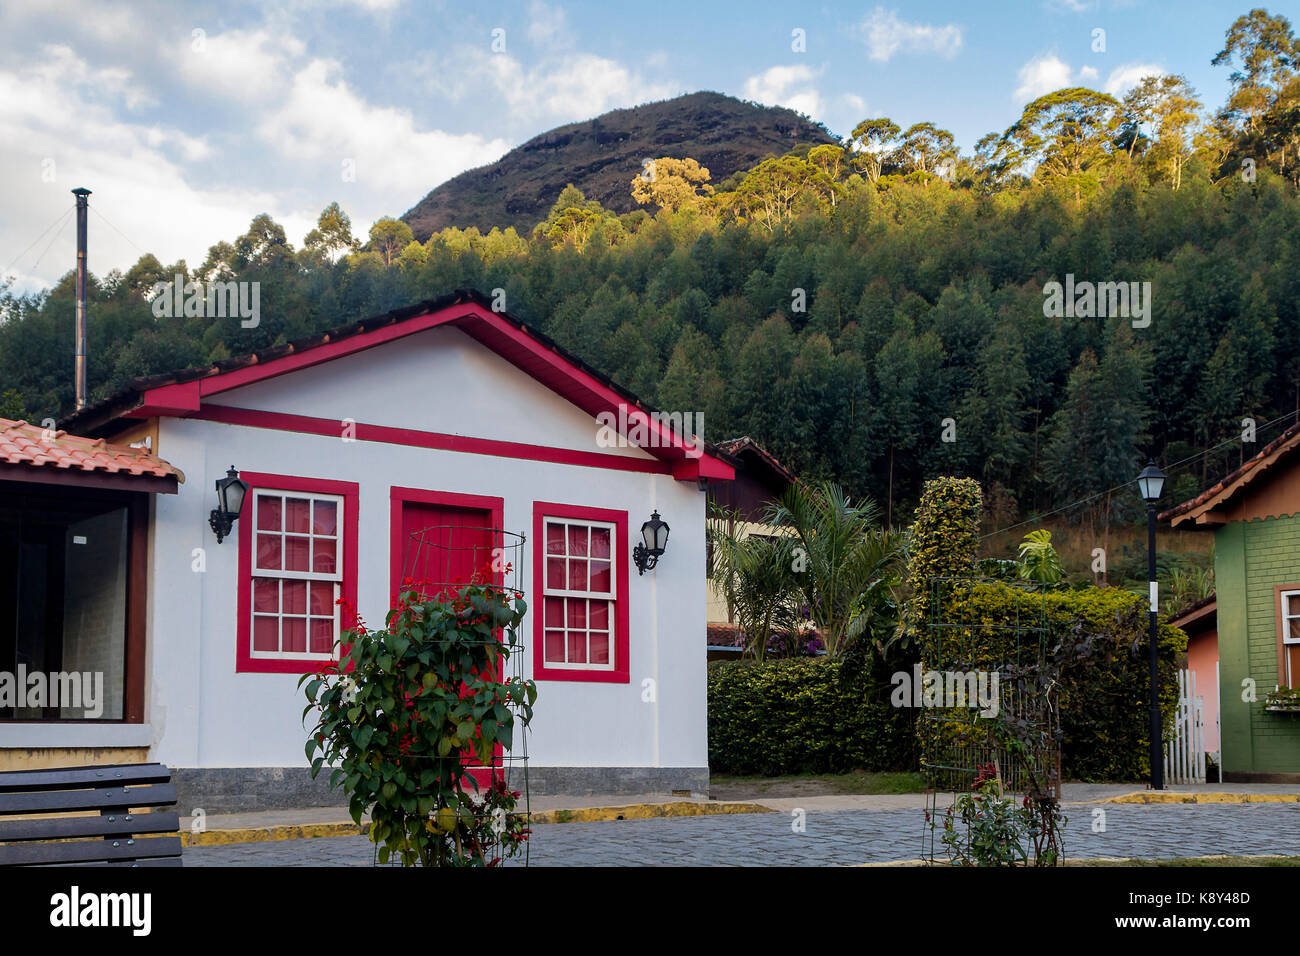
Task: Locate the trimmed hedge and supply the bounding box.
[707,657,915,775]
[924,580,1188,782]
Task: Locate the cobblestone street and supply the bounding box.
[184,803,1300,866]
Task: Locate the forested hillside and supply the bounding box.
[2,8,1298,541]
[401,91,836,236]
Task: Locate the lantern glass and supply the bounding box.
[1136,462,1165,503]
[218,467,248,517]
[653,518,670,552]
[640,511,669,556]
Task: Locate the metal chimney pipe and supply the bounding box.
[72,187,91,411]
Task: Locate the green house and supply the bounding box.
[1164,424,1300,781]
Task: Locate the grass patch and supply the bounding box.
[710,770,925,799]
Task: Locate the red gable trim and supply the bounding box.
[195,405,673,476]
[128,301,732,481]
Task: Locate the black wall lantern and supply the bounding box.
[633,510,670,575]
[209,465,249,544]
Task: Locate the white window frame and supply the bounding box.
[541,516,616,671]
[1280,589,1300,685]
[249,489,343,662]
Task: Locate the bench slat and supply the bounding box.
[0,783,177,816]
[0,836,182,866]
[0,763,171,793]
[0,811,179,843]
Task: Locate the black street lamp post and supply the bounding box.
[1137,460,1167,791]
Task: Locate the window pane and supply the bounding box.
[313,500,337,535]
[1290,619,1300,641]
[589,632,610,665]
[568,558,587,591]
[285,535,310,572]
[283,580,307,615]
[257,496,281,531]
[546,523,566,554]
[253,578,278,613]
[313,537,337,574]
[253,616,279,652]
[257,534,282,570]
[568,525,588,556]
[283,618,306,653]
[285,498,311,533]
[566,599,586,629]
[544,630,566,663]
[590,561,611,593]
[566,630,587,664]
[1288,594,1300,618]
[546,557,566,589]
[310,618,334,654]
[309,581,332,616]
[590,527,610,559]
[589,600,609,629]
[544,597,564,627]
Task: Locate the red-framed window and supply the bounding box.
[236,473,359,674]
[532,502,629,683]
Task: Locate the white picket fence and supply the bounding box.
[1164,668,1206,785]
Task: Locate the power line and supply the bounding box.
[90,206,148,257]
[2,208,73,279]
[981,409,1300,540]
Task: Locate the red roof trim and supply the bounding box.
[125,300,732,480]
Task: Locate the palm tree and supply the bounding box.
[708,505,799,662]
[763,481,905,658]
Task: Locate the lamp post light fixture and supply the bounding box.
[633,510,670,575]
[1137,459,1167,791]
[209,465,249,544]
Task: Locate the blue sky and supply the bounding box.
[0,0,1269,291]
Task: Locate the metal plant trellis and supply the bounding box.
[919,575,1063,864]
[375,524,532,867]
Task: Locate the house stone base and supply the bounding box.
[171,766,711,812]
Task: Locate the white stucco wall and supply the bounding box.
[144,326,708,774]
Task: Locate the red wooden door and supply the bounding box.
[396,500,503,791]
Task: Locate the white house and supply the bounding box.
[13,290,733,811]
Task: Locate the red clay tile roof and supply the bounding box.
[0,418,182,481]
[1160,422,1300,526]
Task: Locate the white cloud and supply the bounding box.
[1014,54,1074,101]
[858,7,963,63]
[527,0,571,48]
[1079,65,1099,81]
[1104,63,1165,96]
[0,46,298,287]
[742,64,824,121]
[171,29,305,102]
[416,47,673,124]
[259,59,509,201]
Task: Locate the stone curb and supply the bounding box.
[1095,792,1300,805]
[182,800,773,847]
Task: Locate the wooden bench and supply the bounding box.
[0,762,182,867]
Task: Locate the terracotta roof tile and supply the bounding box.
[0,418,182,481]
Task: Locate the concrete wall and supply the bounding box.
[141,325,709,806]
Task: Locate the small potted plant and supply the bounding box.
[1264,685,1300,713]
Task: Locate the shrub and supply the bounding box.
[707,655,915,775]
[933,579,1187,782]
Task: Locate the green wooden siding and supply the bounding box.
[1215,514,1300,774]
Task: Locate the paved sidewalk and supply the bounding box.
[184,802,1300,866]
[179,782,1300,848]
